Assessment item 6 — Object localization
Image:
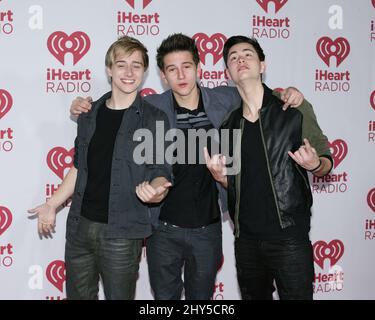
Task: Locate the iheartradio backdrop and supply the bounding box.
[0,0,374,300]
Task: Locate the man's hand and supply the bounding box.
[203,147,228,188]
[28,203,57,238]
[280,87,304,110]
[136,179,172,204]
[70,96,93,116]
[288,138,320,171]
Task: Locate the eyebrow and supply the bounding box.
[228,48,254,57]
[115,60,144,65]
[165,61,194,69]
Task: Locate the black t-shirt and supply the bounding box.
[239,117,309,240]
[159,92,220,228]
[81,102,126,223]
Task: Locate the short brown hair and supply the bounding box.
[105,36,149,70]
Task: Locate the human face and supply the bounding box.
[160,51,200,99]
[225,42,265,85]
[106,49,145,96]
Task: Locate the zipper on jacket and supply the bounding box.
[234,118,244,238]
[258,110,284,228]
[295,164,311,191]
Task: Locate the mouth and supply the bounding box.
[178,83,188,88]
[238,66,249,72]
[121,79,136,84]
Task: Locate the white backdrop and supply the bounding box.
[0,0,374,300]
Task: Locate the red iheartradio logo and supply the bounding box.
[370,90,375,112]
[140,88,157,97]
[256,0,288,13]
[0,89,13,120]
[367,188,375,213]
[125,0,153,9]
[192,33,227,66]
[313,240,344,269]
[0,206,12,237]
[328,139,347,169]
[47,147,74,180]
[372,0,375,8]
[47,31,90,66]
[316,37,350,67]
[46,260,66,293]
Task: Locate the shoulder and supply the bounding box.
[221,106,242,128]
[142,99,169,121]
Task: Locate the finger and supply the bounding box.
[27,207,38,214]
[143,184,157,196]
[213,154,223,166]
[136,186,146,202]
[288,151,300,164]
[38,222,44,235]
[138,186,152,201]
[203,147,211,164]
[298,146,309,159]
[303,138,311,148]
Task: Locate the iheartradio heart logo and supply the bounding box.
[370,90,375,111]
[46,260,66,293]
[0,206,12,237]
[328,139,347,169]
[273,87,284,93]
[256,0,288,13]
[313,240,344,269]
[316,36,350,67]
[47,31,90,66]
[372,0,375,8]
[192,33,227,66]
[140,88,157,97]
[47,147,75,180]
[0,89,13,120]
[125,0,153,9]
[367,188,375,213]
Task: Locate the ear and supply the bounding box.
[260,62,266,74]
[106,66,112,78]
[225,68,232,81]
[160,69,168,85]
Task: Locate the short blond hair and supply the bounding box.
[105,36,149,70]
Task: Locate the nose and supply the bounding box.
[238,55,245,64]
[177,67,185,79]
[125,65,133,76]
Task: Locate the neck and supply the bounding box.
[236,80,264,117]
[173,85,200,110]
[107,90,137,110]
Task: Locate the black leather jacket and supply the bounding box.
[222,84,332,237]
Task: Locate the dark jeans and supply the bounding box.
[65,216,142,300]
[235,237,314,300]
[146,220,222,300]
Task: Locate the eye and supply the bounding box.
[168,67,176,73]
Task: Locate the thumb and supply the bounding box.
[27,207,38,214]
[86,96,93,102]
[163,181,172,188]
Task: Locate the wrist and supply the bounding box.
[308,158,322,173]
